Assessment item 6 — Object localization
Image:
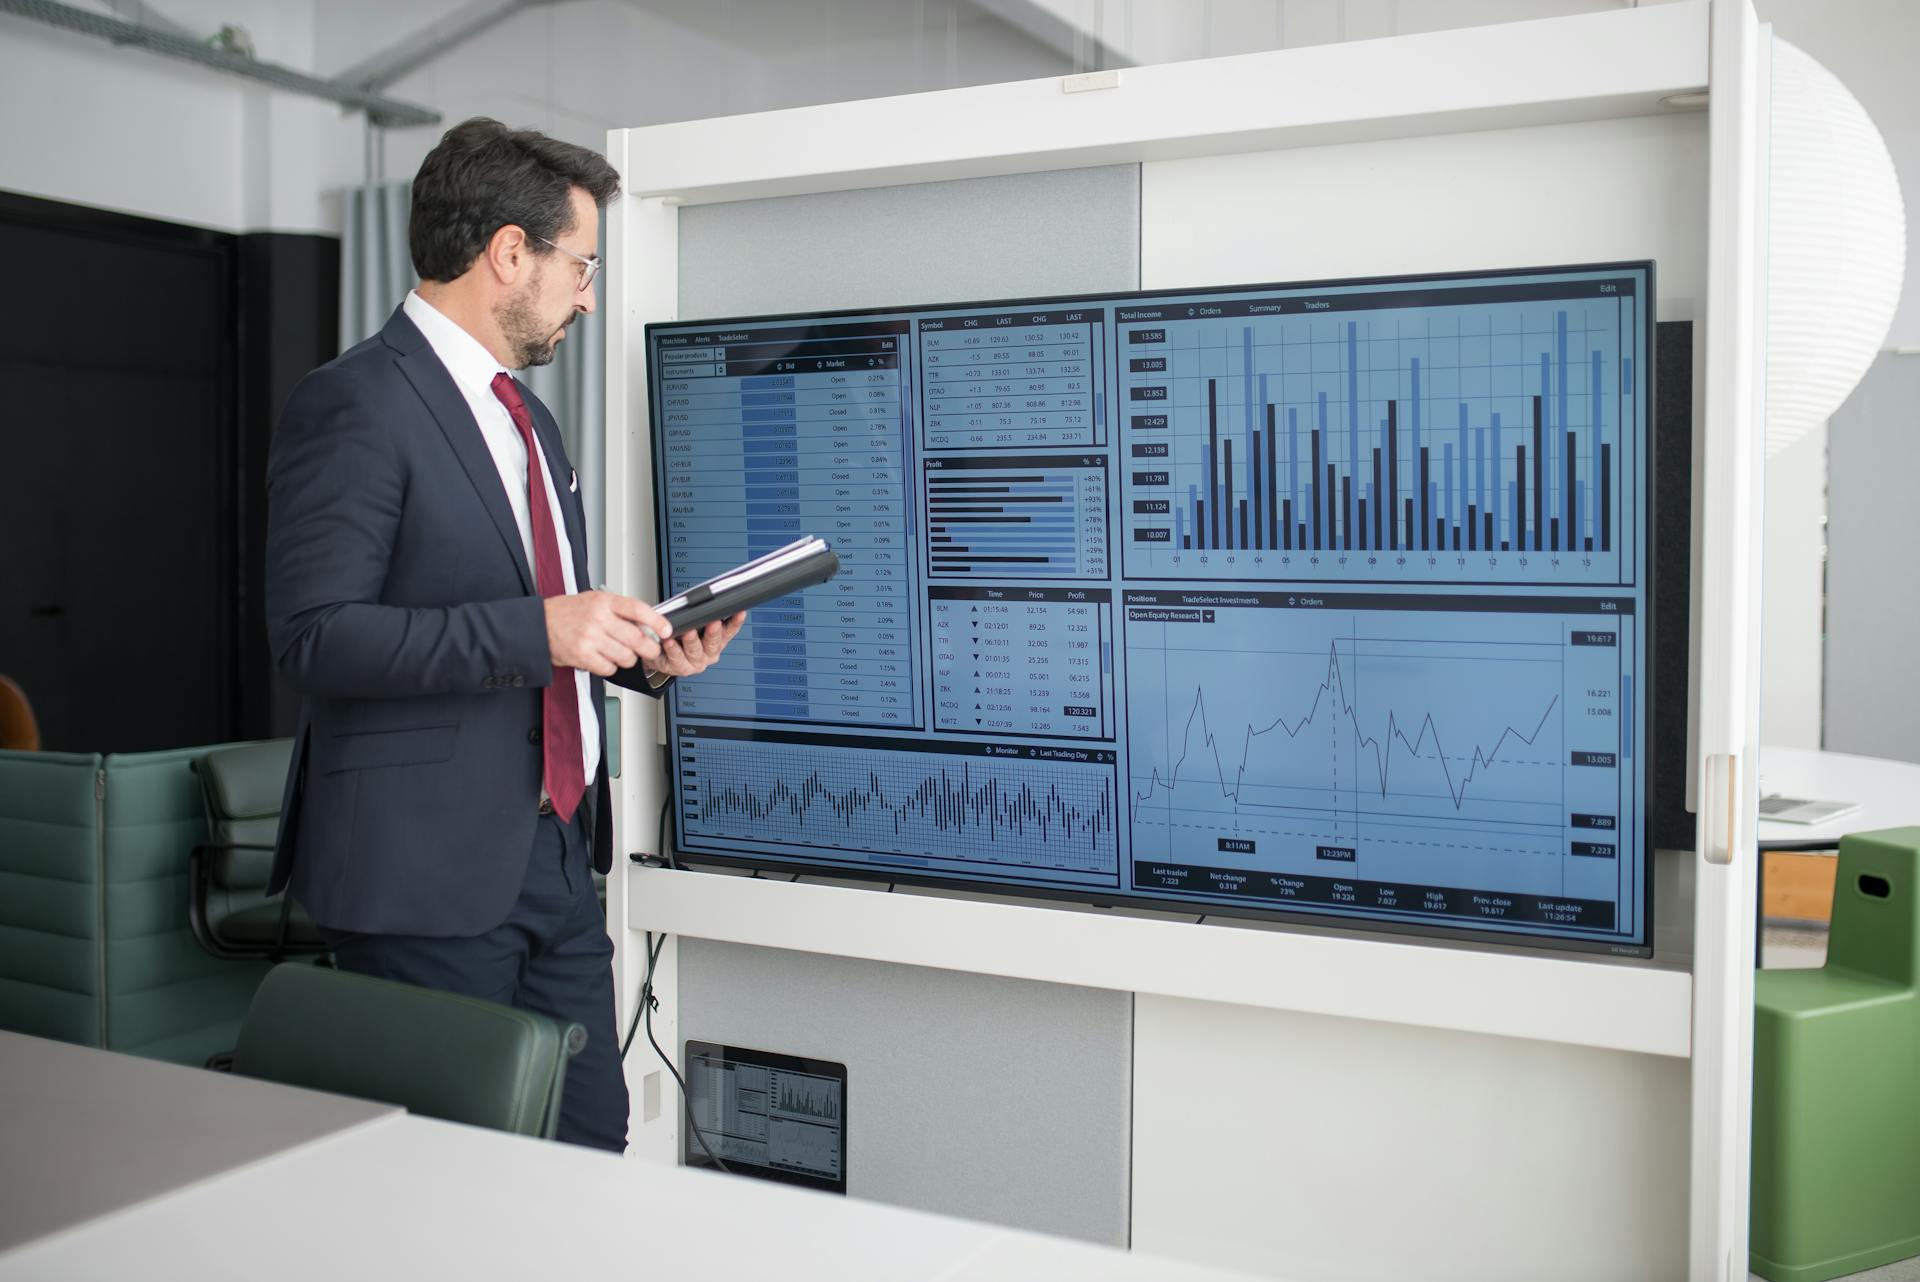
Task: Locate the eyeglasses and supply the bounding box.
[532,234,603,292]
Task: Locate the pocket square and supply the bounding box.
[569,469,578,493]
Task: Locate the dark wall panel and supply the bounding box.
[0,192,237,752]
[0,192,338,753]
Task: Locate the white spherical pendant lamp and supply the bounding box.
[1765,38,1907,458]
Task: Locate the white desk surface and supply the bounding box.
[0,1037,1268,1282]
[1758,745,1920,850]
[0,1030,395,1253]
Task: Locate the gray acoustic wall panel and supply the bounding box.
[1825,352,1920,763]
[677,938,1133,1245]
[671,165,1140,1245]
[676,164,1140,318]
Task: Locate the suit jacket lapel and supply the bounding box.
[382,309,535,595]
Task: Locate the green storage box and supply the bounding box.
[1752,826,1920,1281]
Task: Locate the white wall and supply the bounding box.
[1750,0,1919,751]
[370,2,765,186]
[756,15,1066,117]
[0,0,365,234]
[1133,995,1690,1282]
[1,2,249,231]
[1019,0,1627,65]
[368,0,1069,188]
[1824,352,1920,761]
[1756,0,1920,353]
[1757,424,1825,748]
[0,0,1065,234]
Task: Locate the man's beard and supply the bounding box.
[495,274,572,369]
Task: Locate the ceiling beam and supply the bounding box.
[100,0,192,40]
[330,0,557,93]
[0,0,444,126]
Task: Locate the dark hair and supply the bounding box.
[409,118,621,283]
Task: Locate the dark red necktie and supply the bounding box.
[490,372,586,823]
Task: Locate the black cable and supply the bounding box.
[617,799,729,1174]
[618,798,672,1062]
[619,929,660,1060]
[641,928,730,1175]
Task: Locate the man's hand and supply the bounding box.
[647,612,746,680]
[545,591,671,677]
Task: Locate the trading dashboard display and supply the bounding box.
[649,264,1654,956]
[683,1042,846,1194]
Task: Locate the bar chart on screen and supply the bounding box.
[924,453,1110,579]
[1119,283,1639,587]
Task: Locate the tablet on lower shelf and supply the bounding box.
[682,1040,847,1194]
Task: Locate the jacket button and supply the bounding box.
[528,728,542,744]
[482,677,495,689]
[511,675,525,687]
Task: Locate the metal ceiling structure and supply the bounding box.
[0,0,445,126]
[1,0,1127,133]
[330,0,568,94]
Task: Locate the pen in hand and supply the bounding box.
[598,583,663,646]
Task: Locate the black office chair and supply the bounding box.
[189,740,326,960]
[231,963,587,1140]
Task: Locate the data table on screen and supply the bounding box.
[929,586,1115,740]
[919,308,1108,450]
[655,320,917,727]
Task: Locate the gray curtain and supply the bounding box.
[339,182,607,583]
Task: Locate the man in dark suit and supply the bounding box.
[265,118,741,1152]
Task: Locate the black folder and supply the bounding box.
[607,537,837,694]
[654,535,840,634]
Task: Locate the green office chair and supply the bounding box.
[189,740,326,959]
[231,963,587,1140]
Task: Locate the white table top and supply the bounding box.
[0,1034,1268,1282]
[0,1030,395,1252]
[1758,745,1920,850]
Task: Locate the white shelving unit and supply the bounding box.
[602,6,1766,1277]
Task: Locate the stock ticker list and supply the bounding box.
[657,321,916,728]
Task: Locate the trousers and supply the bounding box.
[324,809,628,1152]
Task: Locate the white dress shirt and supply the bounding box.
[403,290,600,795]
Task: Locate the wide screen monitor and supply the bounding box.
[648,263,1656,957]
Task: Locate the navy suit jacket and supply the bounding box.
[265,306,658,937]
